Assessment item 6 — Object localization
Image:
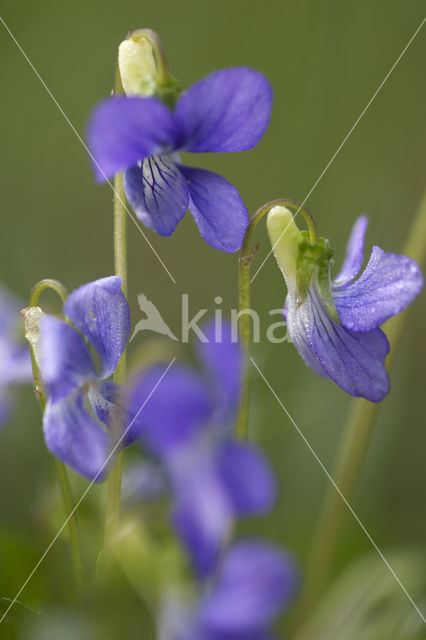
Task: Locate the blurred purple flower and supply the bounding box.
[126,321,275,576]
[122,460,167,507]
[160,541,297,640]
[88,67,273,252]
[269,210,423,402]
[0,287,32,426]
[39,276,130,480]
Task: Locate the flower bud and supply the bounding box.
[118,31,159,97]
[118,29,181,107]
[267,206,303,292]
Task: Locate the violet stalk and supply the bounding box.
[103,172,127,549]
[103,75,128,550]
[236,199,317,440]
[104,30,171,548]
[25,279,83,586]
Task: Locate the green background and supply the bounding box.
[0,0,425,637]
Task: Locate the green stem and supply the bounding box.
[112,172,128,298]
[103,170,128,549]
[55,459,83,587]
[103,55,128,550]
[292,189,426,634]
[235,199,316,440]
[27,280,83,586]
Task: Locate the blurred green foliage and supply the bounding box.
[0,0,425,637]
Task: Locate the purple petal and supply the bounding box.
[218,441,275,515]
[170,438,274,577]
[171,452,233,577]
[124,155,189,235]
[64,276,130,380]
[334,216,368,287]
[0,343,32,386]
[0,286,24,334]
[333,247,423,331]
[288,288,390,402]
[87,96,179,181]
[181,166,249,252]
[125,364,211,452]
[199,542,296,636]
[196,319,242,421]
[43,393,109,481]
[88,381,123,427]
[285,295,326,377]
[283,296,290,322]
[39,316,95,403]
[173,496,231,579]
[175,67,273,153]
[0,389,12,429]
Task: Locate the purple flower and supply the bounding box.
[39,277,130,480]
[126,321,275,575]
[170,436,275,578]
[160,541,297,640]
[88,68,273,252]
[0,287,32,426]
[267,208,424,402]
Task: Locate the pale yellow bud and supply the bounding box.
[266,206,302,290]
[118,34,158,97]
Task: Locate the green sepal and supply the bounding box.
[296,233,340,323]
[154,74,182,109]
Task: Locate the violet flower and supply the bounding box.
[160,541,297,640]
[38,276,130,480]
[126,321,275,576]
[88,68,272,252]
[0,287,32,426]
[267,207,423,402]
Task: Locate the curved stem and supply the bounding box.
[27,279,83,586]
[291,189,426,635]
[104,65,128,549]
[235,199,316,440]
[30,278,68,307]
